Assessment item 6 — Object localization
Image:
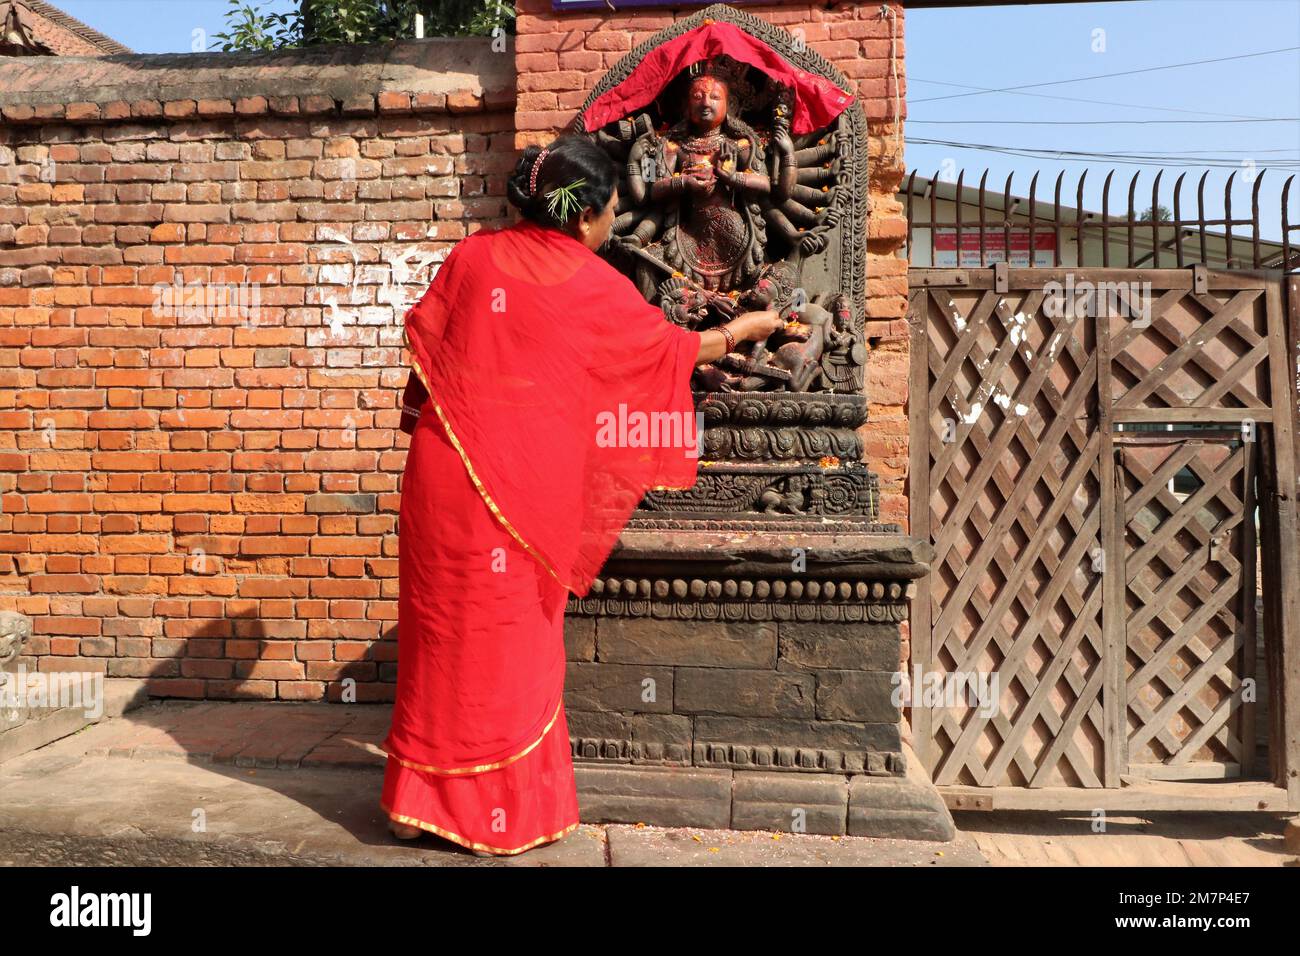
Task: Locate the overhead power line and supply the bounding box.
[909,77,1279,121]
[912,47,1300,104]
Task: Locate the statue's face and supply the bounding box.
[687,76,728,130]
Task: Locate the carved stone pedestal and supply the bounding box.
[563,530,953,840]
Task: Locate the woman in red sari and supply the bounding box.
[379,135,781,856]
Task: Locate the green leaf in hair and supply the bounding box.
[545,178,587,224]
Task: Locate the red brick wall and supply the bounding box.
[0,43,515,701]
[513,0,909,526]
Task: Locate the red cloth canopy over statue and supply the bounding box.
[580,19,856,136]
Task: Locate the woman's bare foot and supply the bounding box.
[389,820,422,840]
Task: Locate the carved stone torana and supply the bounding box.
[576,3,875,525]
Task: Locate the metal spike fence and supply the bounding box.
[904,167,1300,272]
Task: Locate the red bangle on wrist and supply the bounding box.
[719,326,735,353]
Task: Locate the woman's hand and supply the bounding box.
[729,310,783,343]
[694,310,783,366]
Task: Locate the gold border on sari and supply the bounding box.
[379,696,563,776]
[382,800,580,856]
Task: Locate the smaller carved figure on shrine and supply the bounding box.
[697,259,795,391]
[748,299,840,393]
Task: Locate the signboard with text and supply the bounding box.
[932,229,1056,268]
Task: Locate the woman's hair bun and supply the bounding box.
[504,135,618,231]
[506,144,545,213]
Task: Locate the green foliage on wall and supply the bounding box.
[213,0,514,51]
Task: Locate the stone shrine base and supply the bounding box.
[575,737,954,841]
[561,527,952,840]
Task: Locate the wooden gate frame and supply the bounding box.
[1277,274,1300,806]
[908,266,1300,805]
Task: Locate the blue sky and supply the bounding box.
[908,1,1300,240]
[58,0,295,53]
[58,0,1300,239]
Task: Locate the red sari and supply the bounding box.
[380,217,701,854]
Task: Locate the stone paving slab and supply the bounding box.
[0,746,601,867]
[73,699,391,770]
[18,699,1290,867]
[0,678,148,765]
[0,741,984,867]
[66,700,958,841]
[606,823,984,867]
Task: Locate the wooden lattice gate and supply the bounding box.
[1117,432,1256,779]
[907,267,1300,795]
